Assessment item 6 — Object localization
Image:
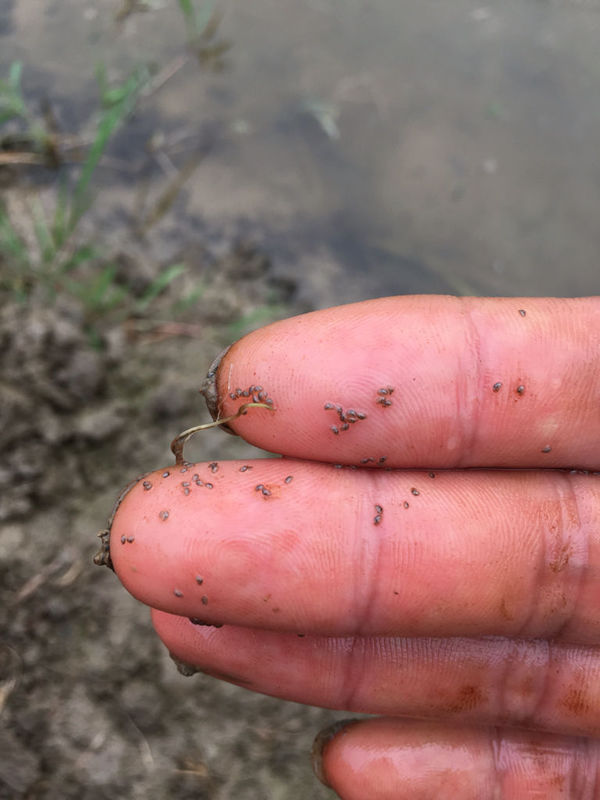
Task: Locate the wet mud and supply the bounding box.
[0,250,341,799]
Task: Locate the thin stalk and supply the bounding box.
[170,402,275,465]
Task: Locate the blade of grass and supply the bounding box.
[9,61,22,90]
[51,178,70,249]
[69,68,147,229]
[63,264,128,313]
[29,198,56,264]
[135,263,186,312]
[0,203,30,271]
[59,244,100,274]
[178,0,216,39]
[171,279,205,315]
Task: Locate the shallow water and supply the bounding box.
[2,0,600,301]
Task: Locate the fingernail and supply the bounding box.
[168,651,200,677]
[93,472,152,571]
[199,344,237,436]
[311,718,362,787]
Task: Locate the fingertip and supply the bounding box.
[311,719,364,788]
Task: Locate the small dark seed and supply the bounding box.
[183,488,190,496]
[235,388,243,396]
[255,484,264,491]
[374,515,382,525]
[331,425,339,435]
[174,589,183,598]
[357,411,367,420]
[428,472,435,478]
[403,501,409,508]
[229,392,237,400]
[120,535,126,544]
[180,467,187,473]
[159,510,169,520]
[542,445,552,453]
[341,423,349,431]
[375,504,383,514]
[516,385,525,394]
[266,398,274,405]
[284,475,293,484]
[324,402,334,410]
[195,478,204,486]
[254,385,263,393]
[127,536,135,543]
[205,482,213,489]
[377,388,389,395]
[209,462,218,473]
[379,457,387,464]
[182,481,190,487]
[241,390,250,397]
[493,382,502,392]
[143,481,152,490]
[162,471,170,478]
[258,391,266,401]
[195,575,204,585]
[411,488,420,496]
[334,464,343,469]
[297,633,305,638]
[240,465,252,472]
[201,595,208,605]
[262,488,272,496]
[519,309,526,317]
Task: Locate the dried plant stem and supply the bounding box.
[170,402,275,465]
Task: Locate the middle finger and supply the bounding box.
[111,460,600,644]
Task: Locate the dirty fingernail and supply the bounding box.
[311,718,362,787]
[93,472,152,571]
[199,344,237,435]
[168,651,201,677]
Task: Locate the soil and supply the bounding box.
[0,242,342,799]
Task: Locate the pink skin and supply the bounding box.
[109,296,600,798]
[318,719,600,799]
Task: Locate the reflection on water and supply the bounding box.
[2,0,600,304]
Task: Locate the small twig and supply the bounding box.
[9,555,66,606]
[0,151,45,165]
[141,53,189,99]
[170,402,275,465]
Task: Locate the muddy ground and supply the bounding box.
[0,244,345,799]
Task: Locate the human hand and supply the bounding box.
[103,296,600,798]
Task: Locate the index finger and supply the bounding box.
[202,296,600,468]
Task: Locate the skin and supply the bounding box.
[109,296,600,798]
